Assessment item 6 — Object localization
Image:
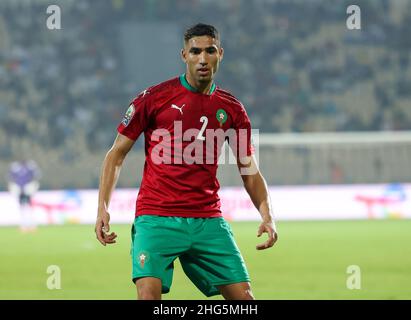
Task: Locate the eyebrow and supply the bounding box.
[189,46,218,51]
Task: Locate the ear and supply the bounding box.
[219,47,224,62]
[181,48,187,63]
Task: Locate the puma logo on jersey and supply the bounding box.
[171,103,185,115]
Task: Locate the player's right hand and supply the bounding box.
[95,211,117,246]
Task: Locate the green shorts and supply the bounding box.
[130,215,250,297]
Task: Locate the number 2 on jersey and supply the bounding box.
[197,116,208,141]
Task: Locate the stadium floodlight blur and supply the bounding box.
[0,0,410,190]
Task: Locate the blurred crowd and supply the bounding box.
[0,1,124,158]
[0,0,410,188]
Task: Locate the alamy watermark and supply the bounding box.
[346,5,361,30]
[346,265,361,290]
[46,5,61,30]
[149,121,259,175]
[46,265,61,290]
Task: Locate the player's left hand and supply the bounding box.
[256,220,278,250]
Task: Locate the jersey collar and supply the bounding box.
[179,74,216,95]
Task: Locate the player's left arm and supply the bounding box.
[237,155,278,250]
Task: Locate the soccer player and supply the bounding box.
[8,159,41,232]
[94,23,278,300]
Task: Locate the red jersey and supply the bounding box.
[117,74,253,218]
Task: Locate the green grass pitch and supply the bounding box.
[1,220,410,299]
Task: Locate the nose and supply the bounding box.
[199,51,208,65]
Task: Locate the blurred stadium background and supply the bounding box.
[0,0,410,299]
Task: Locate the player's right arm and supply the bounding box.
[95,133,135,246]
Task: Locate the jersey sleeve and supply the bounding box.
[117,91,153,141]
[230,103,254,158]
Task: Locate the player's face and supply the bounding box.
[181,35,223,85]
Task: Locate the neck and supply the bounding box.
[185,72,213,94]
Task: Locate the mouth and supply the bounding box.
[197,67,210,76]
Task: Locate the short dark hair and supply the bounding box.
[184,23,220,44]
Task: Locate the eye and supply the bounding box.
[206,47,217,54]
[190,48,201,54]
